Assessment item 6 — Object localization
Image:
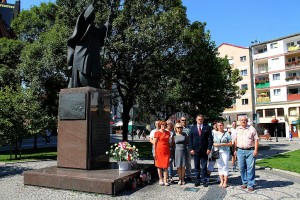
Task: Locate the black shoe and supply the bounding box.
[185,177,192,181]
[203,182,209,187]
[194,180,200,187]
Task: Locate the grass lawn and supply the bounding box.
[0,147,57,162]
[128,142,153,160]
[0,142,153,162]
[256,149,300,174]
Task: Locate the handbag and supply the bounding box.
[211,132,225,160]
[211,149,219,160]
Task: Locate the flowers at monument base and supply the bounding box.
[106,141,139,162]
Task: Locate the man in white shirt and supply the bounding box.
[149,120,160,157]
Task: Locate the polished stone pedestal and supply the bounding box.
[24,166,140,195]
[57,87,110,170]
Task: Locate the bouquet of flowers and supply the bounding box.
[106,141,139,162]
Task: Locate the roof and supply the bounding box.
[218,43,248,49]
[251,32,300,47]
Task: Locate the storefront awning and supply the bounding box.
[291,120,300,124]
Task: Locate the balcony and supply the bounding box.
[288,45,300,52]
[256,96,271,104]
[287,94,300,101]
[255,82,270,89]
[285,76,300,82]
[285,61,300,70]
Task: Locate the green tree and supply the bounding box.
[103,0,188,141]
[19,23,70,117]
[0,86,50,159]
[11,2,58,42]
[0,38,24,87]
[136,22,241,123]
[179,22,242,121]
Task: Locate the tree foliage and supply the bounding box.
[5,0,242,144]
[0,86,51,159]
[103,0,188,140]
[11,2,58,43]
[0,38,24,87]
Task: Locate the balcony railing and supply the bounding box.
[255,82,270,88]
[285,76,300,82]
[288,46,300,52]
[285,61,300,69]
[287,93,300,101]
[256,97,270,104]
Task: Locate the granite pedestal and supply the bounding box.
[24,87,139,195]
[24,166,141,195]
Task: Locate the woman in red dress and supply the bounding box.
[154,120,171,186]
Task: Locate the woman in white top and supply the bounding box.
[213,121,232,188]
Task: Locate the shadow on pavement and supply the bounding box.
[0,165,32,179]
[255,179,294,189]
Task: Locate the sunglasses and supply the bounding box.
[180,120,186,121]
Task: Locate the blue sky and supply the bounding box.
[13,0,300,47]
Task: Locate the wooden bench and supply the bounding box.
[259,134,271,140]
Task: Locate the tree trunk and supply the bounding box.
[14,140,18,159]
[33,134,38,149]
[122,106,131,142]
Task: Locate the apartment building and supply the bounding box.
[251,33,300,138]
[218,43,254,128]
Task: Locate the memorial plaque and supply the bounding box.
[59,93,86,120]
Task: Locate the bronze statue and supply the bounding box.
[67,0,110,88]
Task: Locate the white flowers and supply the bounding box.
[107,141,139,162]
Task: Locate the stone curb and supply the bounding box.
[262,167,300,178]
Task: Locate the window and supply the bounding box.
[256,109,263,118]
[288,57,296,62]
[257,46,267,53]
[240,56,246,62]
[273,73,280,80]
[240,69,247,76]
[277,108,284,116]
[241,84,248,90]
[287,42,295,47]
[242,99,248,105]
[289,107,297,116]
[289,88,300,94]
[265,109,275,117]
[273,89,281,96]
[288,72,297,77]
[258,63,268,73]
[270,42,278,49]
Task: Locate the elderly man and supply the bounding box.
[234,116,259,192]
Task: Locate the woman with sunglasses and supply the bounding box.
[173,123,188,185]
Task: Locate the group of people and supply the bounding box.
[149,114,259,192]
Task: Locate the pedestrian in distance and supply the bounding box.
[289,131,293,142]
[234,116,259,192]
[142,130,147,140]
